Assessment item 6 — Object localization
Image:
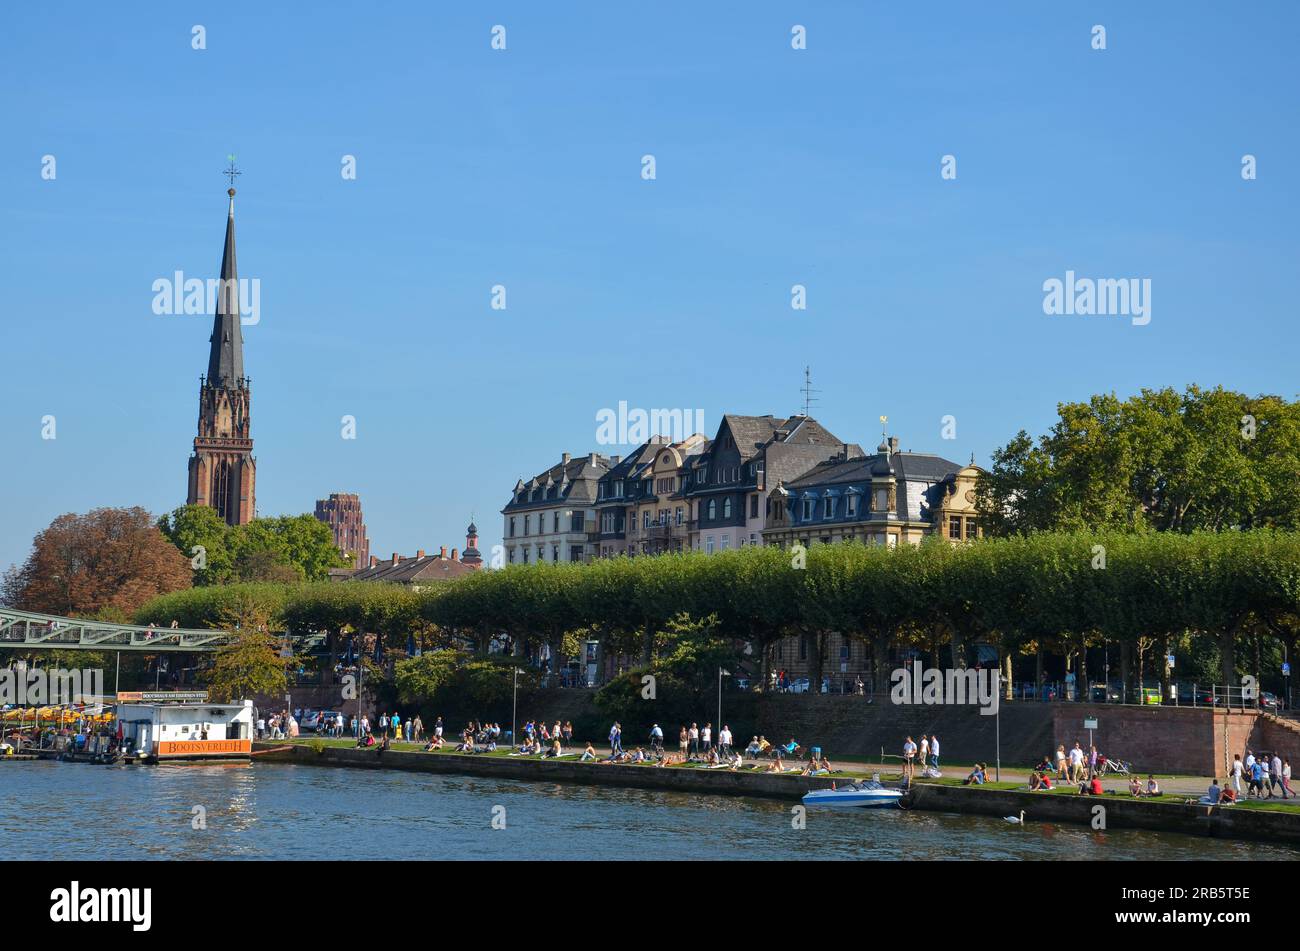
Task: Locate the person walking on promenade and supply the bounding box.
[378,712,389,740]
[1068,742,1085,783]
[649,723,663,753]
[679,726,689,758]
[391,712,401,742]
[334,713,344,738]
[1270,753,1284,798]
[609,721,622,755]
[1055,744,1068,781]
[688,722,699,757]
[1283,759,1294,798]
[256,715,266,740]
[1088,744,1098,779]
[902,735,917,782]
[434,716,444,742]
[701,722,713,754]
[563,721,573,745]
[929,734,940,771]
[719,724,732,757]
[413,715,423,743]
[1232,754,1244,794]
[919,735,930,770]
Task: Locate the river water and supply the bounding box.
[1,760,1293,860]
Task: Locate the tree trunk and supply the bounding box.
[1159,634,1170,701]
[872,632,891,694]
[1119,642,1132,703]
[1035,649,1044,699]
[641,627,654,666]
[950,626,966,670]
[1077,639,1089,701]
[1220,623,1236,692]
[1001,652,1013,700]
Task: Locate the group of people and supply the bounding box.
[254,711,297,740]
[1229,750,1293,799]
[901,734,941,780]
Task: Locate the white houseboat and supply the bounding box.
[115,692,253,762]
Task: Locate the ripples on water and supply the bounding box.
[0,761,1292,860]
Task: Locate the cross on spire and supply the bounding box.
[223,154,241,188]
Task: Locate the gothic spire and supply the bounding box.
[207,184,244,386]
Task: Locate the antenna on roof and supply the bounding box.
[800,366,820,417]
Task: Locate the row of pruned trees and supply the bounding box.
[137,530,1300,696]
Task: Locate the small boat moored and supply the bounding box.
[802,778,904,810]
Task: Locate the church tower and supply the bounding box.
[187,182,256,525]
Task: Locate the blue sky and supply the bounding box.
[2,2,1297,573]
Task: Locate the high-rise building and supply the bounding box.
[315,493,370,569]
[186,185,256,525]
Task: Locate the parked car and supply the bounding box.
[787,678,810,694]
[1260,691,1283,712]
[1090,683,1120,703]
[302,710,343,733]
[1139,686,1162,706]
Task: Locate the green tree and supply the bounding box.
[203,629,290,703]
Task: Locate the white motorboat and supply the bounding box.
[801,778,904,809]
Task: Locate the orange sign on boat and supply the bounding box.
[156,739,252,756]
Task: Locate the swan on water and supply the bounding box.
[1004,810,1025,824]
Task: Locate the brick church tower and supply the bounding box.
[187,185,256,525]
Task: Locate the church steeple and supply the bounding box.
[207,186,244,386]
[187,171,256,527]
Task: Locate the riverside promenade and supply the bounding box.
[254,739,1300,847]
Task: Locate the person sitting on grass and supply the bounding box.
[1082,775,1103,796]
[1033,755,1052,773]
[961,764,986,786]
[1128,776,1142,797]
[580,742,597,762]
[1219,781,1237,803]
[543,737,563,758]
[745,737,762,758]
[767,752,785,773]
[1029,771,1052,791]
[1145,775,1162,797]
[423,735,445,751]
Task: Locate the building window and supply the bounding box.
[965,518,978,540]
[522,548,529,563]
[706,535,715,554]
[846,495,857,517]
[675,506,683,525]
[552,545,559,561]
[571,513,585,532]
[570,546,583,561]
[524,515,530,535]
[949,516,962,540]
[801,499,813,521]
[823,497,834,519]
[720,535,730,550]
[750,532,757,545]
[876,489,888,512]
[723,498,732,519]
[508,547,515,563]
[553,512,560,533]
[708,500,717,521]
[749,495,758,518]
[799,636,807,661]
[614,480,623,498]
[509,517,516,537]
[643,511,650,529]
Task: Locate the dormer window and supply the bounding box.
[801,498,814,521]
[823,497,835,519]
[846,495,858,517]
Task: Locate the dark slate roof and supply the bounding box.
[207,190,244,386]
[504,453,612,511]
[784,450,961,490]
[349,554,477,584]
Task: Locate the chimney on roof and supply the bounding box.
[369,555,378,568]
[416,549,425,559]
[391,552,401,564]
[440,546,448,559]
[843,442,850,460]
[562,452,571,464]
[611,455,621,464]
[451,548,459,561]
[588,453,597,464]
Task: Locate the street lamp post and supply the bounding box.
[511,667,520,749]
[995,670,1002,782]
